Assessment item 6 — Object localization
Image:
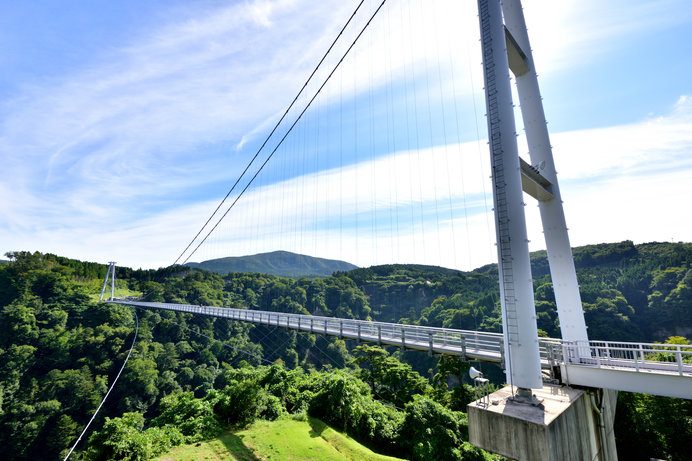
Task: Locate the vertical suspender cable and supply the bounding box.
[180,0,390,266]
[172,0,368,266]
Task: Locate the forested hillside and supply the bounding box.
[0,242,690,460]
[339,241,692,343]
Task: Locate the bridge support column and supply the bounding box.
[477,0,543,392]
[500,0,589,349]
[99,262,117,302]
[468,384,618,461]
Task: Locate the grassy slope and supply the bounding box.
[155,417,403,461]
[86,286,142,302]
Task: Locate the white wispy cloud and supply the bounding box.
[522,0,692,75]
[186,136,495,269]
[183,95,692,270]
[550,95,692,181]
[0,0,485,267]
[0,0,355,242]
[1,0,690,270]
[524,95,692,252]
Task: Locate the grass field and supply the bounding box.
[87,287,141,302]
[155,416,404,461]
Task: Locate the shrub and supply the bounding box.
[399,395,470,461]
[151,392,221,442]
[214,379,273,427]
[86,412,185,461]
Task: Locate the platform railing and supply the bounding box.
[560,340,692,376]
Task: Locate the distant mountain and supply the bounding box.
[186,251,358,278]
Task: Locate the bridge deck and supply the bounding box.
[110,300,692,399]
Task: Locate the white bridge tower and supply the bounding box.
[470,2,617,459]
[477,0,589,395]
[99,262,117,302]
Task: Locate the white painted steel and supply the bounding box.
[558,340,692,399]
[110,265,116,301]
[561,365,692,400]
[110,301,692,398]
[99,262,116,302]
[500,0,589,348]
[477,0,543,390]
[561,340,692,376]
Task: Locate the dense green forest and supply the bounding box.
[0,242,690,460]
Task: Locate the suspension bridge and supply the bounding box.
[108,299,692,400]
[101,0,689,458]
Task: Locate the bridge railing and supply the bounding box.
[213,302,507,360]
[111,300,692,379]
[559,340,692,376]
[112,301,508,362]
[538,338,563,368]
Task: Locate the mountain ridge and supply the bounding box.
[185,250,358,278]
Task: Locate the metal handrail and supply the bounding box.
[110,300,692,377]
[112,300,506,362]
[560,340,692,377]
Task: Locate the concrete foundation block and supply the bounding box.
[467,384,617,461]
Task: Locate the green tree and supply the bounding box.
[152,392,221,441]
[352,345,430,407]
[399,395,489,461]
[86,411,184,461]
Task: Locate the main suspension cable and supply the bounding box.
[180,0,390,265]
[172,0,367,266]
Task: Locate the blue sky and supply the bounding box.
[1,0,691,271]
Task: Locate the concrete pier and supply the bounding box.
[468,384,617,461]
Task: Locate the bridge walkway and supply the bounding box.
[110,300,692,399]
